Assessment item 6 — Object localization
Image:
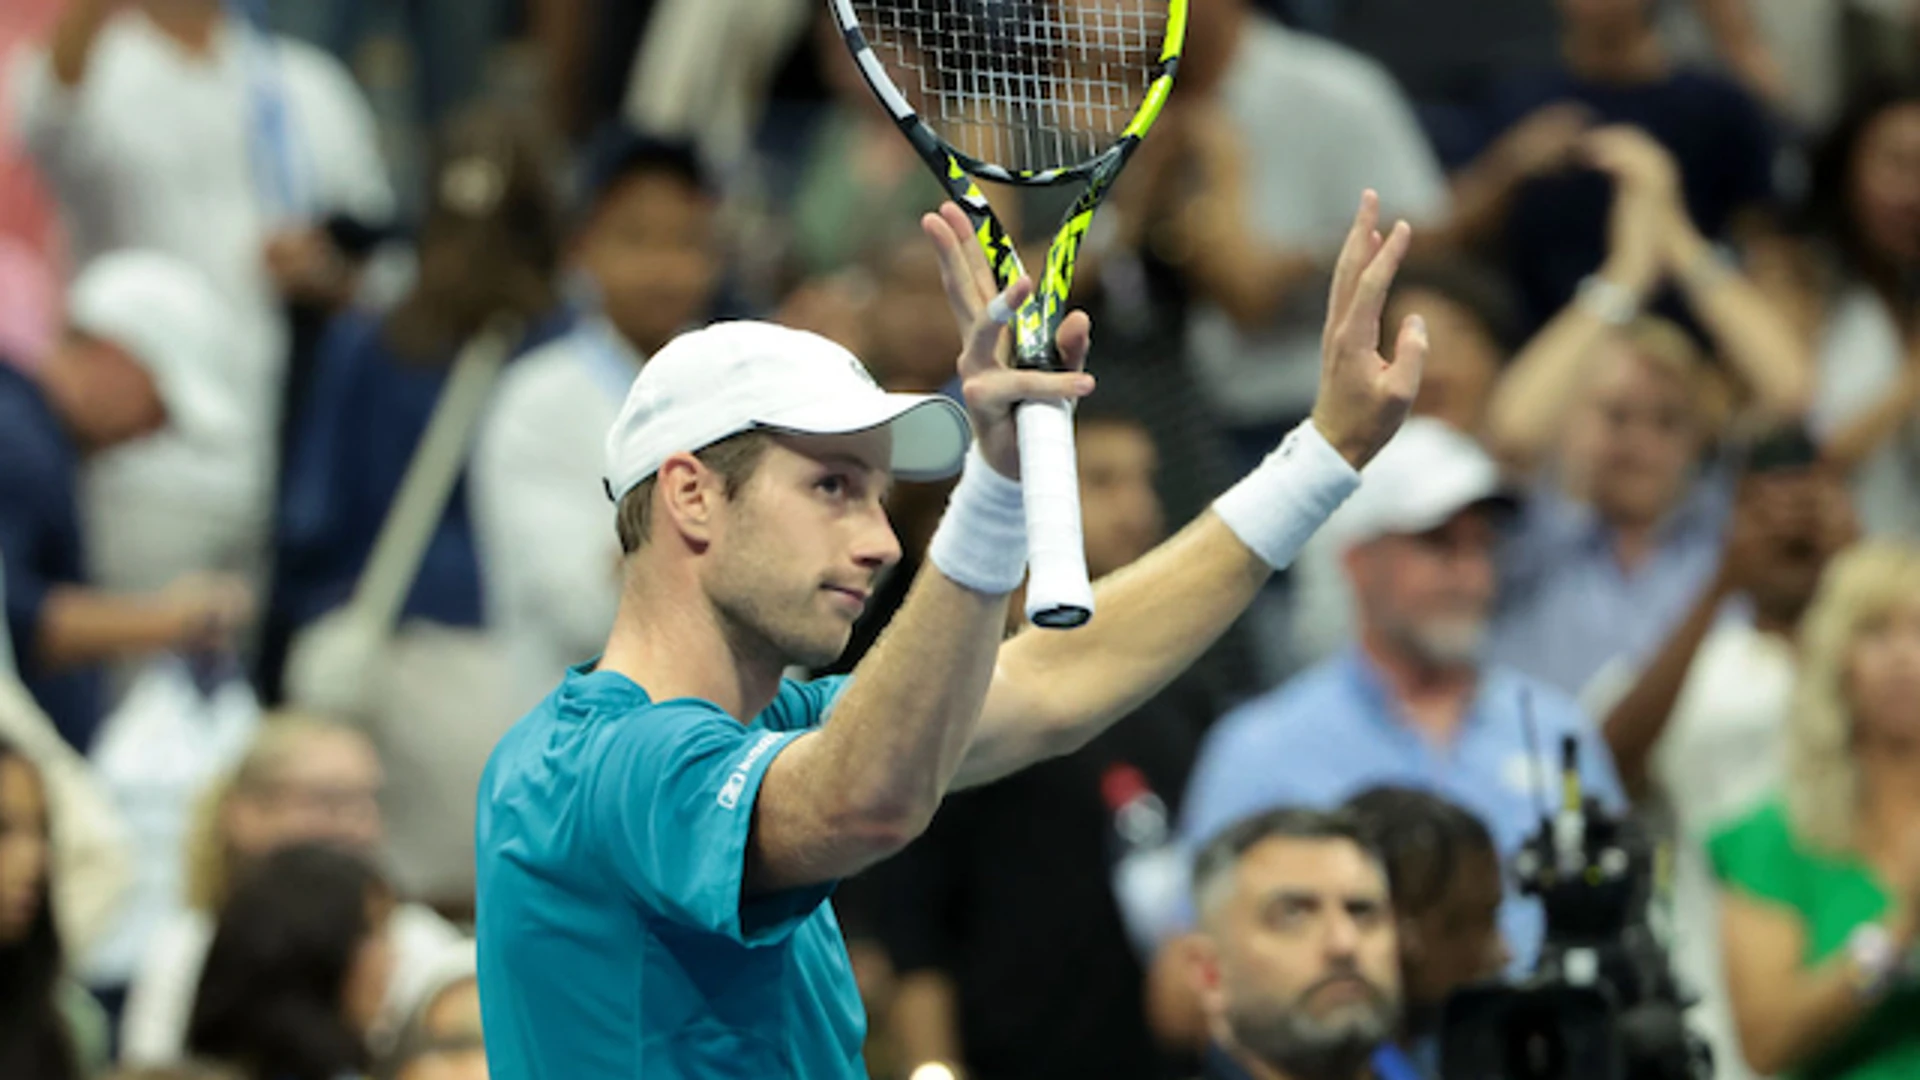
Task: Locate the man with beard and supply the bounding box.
[1175,417,1623,977]
[1186,807,1403,1080]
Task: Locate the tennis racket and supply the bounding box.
[829,0,1187,629]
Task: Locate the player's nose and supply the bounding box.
[852,504,903,571]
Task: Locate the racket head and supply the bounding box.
[830,0,1186,186]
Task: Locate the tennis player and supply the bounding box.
[474,193,1428,1079]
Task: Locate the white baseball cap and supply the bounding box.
[1324,416,1516,550]
[603,320,971,501]
[67,251,247,444]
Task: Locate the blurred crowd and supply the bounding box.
[3,0,1920,1078]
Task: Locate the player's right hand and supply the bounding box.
[923,203,1094,480]
[1309,190,1426,470]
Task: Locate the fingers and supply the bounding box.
[1327,190,1380,330]
[959,277,1034,376]
[1054,310,1093,373]
[964,367,1096,416]
[1338,219,1413,353]
[1383,313,1429,403]
[938,201,1001,300]
[924,210,986,330]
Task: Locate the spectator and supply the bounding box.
[1139,0,1447,466]
[1586,427,1856,1080]
[0,735,108,1080]
[1711,539,1920,1078]
[11,0,396,591]
[1482,126,1809,696]
[1441,0,1781,335]
[265,0,505,133]
[865,406,1216,1080]
[1183,807,1402,1080]
[375,947,483,1080]
[271,104,568,901]
[1174,417,1623,976]
[1754,80,1920,537]
[1657,0,1848,133]
[0,252,254,750]
[1288,257,1521,668]
[471,126,717,712]
[188,843,396,1080]
[104,1067,241,1080]
[1342,786,1508,1073]
[121,716,465,1068]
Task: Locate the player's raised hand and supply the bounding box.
[1311,190,1426,469]
[923,202,1094,479]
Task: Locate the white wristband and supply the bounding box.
[1576,274,1640,327]
[928,450,1028,595]
[1212,420,1361,570]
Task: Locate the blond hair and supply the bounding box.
[1786,539,1920,852]
[1614,316,1734,436]
[183,712,369,912]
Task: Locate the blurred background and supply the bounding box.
[3,0,1920,1078]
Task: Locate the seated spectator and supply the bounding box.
[0,252,254,750]
[375,946,483,1080]
[271,104,568,902]
[1712,539,1920,1078]
[1586,427,1855,1080]
[0,735,108,1080]
[0,0,64,368]
[1441,0,1781,335]
[1174,417,1623,976]
[188,843,396,1080]
[11,0,396,592]
[1183,807,1403,1080]
[1483,126,1809,695]
[121,716,464,1068]
[861,406,1217,1080]
[471,127,718,712]
[1343,786,1509,1073]
[1752,80,1920,537]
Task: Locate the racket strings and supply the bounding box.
[852,0,1164,173]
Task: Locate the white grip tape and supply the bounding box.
[1016,399,1095,627]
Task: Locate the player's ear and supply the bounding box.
[656,453,720,547]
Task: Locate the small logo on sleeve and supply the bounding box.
[717,732,784,809]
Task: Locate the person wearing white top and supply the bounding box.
[1584,441,1856,1080]
[472,129,718,709]
[9,0,394,593]
[1170,0,1449,447]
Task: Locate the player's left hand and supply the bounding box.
[1310,190,1426,470]
[923,202,1094,480]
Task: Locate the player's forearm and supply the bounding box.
[994,514,1266,754]
[1672,231,1811,417]
[51,0,117,88]
[1731,953,1876,1075]
[825,570,1010,839]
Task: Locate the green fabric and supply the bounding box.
[1707,799,1920,1080]
[56,979,108,1077]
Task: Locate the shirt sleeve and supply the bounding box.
[1707,800,1802,910]
[588,705,832,945]
[283,44,395,224]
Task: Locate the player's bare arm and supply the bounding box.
[747,238,1095,894]
[961,191,1429,787]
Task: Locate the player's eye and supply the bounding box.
[817,474,851,498]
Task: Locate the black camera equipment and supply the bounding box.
[1438,702,1713,1080]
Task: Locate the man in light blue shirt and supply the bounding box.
[476,197,1433,1078]
[1179,419,1625,972]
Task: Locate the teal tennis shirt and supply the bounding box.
[475,662,866,1078]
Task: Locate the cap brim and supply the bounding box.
[756,392,971,482]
